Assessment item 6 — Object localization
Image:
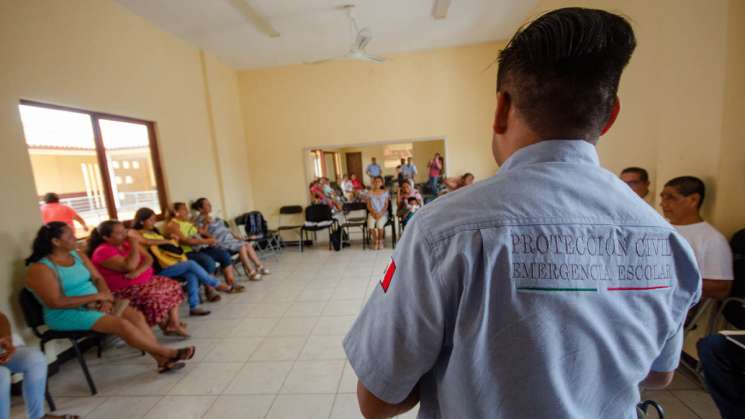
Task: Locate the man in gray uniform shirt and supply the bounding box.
[343,7,701,419]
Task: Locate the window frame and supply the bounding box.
[19,99,168,221]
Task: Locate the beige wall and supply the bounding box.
[238,44,498,225]
[28,153,98,196]
[0,0,253,334]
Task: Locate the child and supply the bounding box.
[402,196,420,227]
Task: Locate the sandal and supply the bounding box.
[205,288,222,302]
[43,415,80,419]
[248,272,263,281]
[157,360,185,374]
[257,266,271,275]
[175,346,196,361]
[228,284,246,293]
[190,307,211,316]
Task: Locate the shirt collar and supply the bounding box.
[499,139,599,172]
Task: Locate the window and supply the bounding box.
[383,143,413,168]
[19,100,167,236]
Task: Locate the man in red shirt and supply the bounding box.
[39,192,88,232]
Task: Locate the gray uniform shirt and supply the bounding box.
[343,140,701,419]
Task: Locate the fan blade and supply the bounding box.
[226,0,280,38]
[355,27,372,50]
[432,0,452,20]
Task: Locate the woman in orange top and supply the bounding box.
[39,193,88,232]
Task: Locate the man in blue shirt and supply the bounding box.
[366,157,382,182]
[343,7,701,419]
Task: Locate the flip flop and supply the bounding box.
[157,360,185,374]
[189,308,211,316]
[228,284,246,293]
[175,346,196,361]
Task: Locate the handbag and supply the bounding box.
[150,242,187,268]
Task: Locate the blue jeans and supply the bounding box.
[698,335,745,419]
[0,346,47,419]
[160,260,221,309]
[186,247,232,274]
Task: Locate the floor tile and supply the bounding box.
[168,362,242,395]
[231,317,281,337]
[281,360,345,394]
[246,302,292,318]
[297,288,334,302]
[672,390,722,419]
[313,316,356,336]
[338,361,359,393]
[224,361,294,394]
[640,390,700,419]
[265,394,335,419]
[330,393,364,419]
[203,395,276,419]
[270,317,319,336]
[142,395,217,419]
[284,301,328,317]
[299,335,346,360]
[85,396,160,419]
[203,337,264,362]
[15,395,107,418]
[322,299,363,316]
[251,337,307,361]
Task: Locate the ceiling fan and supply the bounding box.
[307,5,385,65]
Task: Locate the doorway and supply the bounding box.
[345,152,363,181]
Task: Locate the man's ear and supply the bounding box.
[493,91,511,135]
[600,97,621,136]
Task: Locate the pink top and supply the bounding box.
[428,158,442,177]
[91,242,153,292]
[40,203,78,229]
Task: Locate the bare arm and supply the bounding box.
[25,264,105,309]
[166,221,213,246]
[124,245,153,279]
[73,212,88,230]
[98,237,141,273]
[702,279,732,300]
[128,229,170,246]
[357,381,419,419]
[79,253,113,301]
[640,371,674,390]
[0,312,10,339]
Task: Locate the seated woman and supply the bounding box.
[25,222,194,373]
[396,181,424,221]
[0,310,77,419]
[367,176,391,250]
[191,198,270,281]
[350,173,364,192]
[165,203,245,293]
[131,207,234,316]
[442,172,475,193]
[88,221,189,337]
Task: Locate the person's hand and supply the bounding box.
[98,300,113,314]
[97,291,114,303]
[125,271,139,279]
[0,337,16,364]
[205,238,217,246]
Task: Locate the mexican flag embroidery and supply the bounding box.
[380,259,396,293]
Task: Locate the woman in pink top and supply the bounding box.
[88,220,188,337]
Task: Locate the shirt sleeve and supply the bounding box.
[701,234,734,280]
[91,244,118,265]
[343,218,452,403]
[650,322,684,372]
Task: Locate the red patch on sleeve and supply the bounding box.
[380,259,396,293]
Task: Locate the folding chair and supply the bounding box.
[235,211,281,261]
[341,202,368,249]
[301,204,337,252]
[19,289,105,396]
[277,205,304,249]
[637,400,664,418]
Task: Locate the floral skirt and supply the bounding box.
[113,276,185,326]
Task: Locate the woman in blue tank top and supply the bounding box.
[25,222,196,374]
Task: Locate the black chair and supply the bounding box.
[342,202,368,249]
[301,204,337,252]
[277,205,304,248]
[637,400,664,418]
[19,288,105,395]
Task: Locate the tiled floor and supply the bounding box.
[10,247,723,419]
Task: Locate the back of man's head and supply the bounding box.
[665,176,706,209]
[621,167,648,182]
[497,8,636,140]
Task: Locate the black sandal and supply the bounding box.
[227,284,246,293]
[157,360,185,374]
[175,346,196,361]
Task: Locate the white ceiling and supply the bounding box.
[114,0,538,69]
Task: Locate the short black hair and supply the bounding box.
[665,176,706,209]
[621,167,648,182]
[43,192,60,203]
[497,7,636,140]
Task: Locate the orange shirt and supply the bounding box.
[40,203,79,228]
